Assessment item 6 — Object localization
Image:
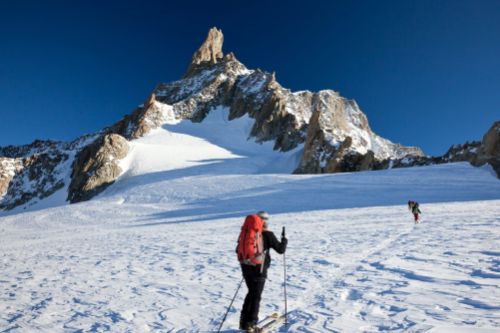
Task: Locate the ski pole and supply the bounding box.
[217,276,244,333]
[282,226,288,326]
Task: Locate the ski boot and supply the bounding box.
[245,321,262,333]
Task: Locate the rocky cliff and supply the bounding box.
[474,121,500,175]
[1,28,498,211]
[0,158,23,202]
[68,134,129,203]
[0,135,101,211]
[0,153,70,211]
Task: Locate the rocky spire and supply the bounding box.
[182,27,224,78]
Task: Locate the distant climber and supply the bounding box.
[408,200,414,211]
[236,211,287,332]
[412,202,422,224]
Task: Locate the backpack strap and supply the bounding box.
[260,249,268,273]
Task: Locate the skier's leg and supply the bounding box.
[241,291,251,328]
[241,266,253,327]
[248,277,266,323]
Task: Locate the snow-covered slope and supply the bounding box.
[1,110,500,332]
[117,106,303,179]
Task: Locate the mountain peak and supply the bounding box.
[183,27,224,78]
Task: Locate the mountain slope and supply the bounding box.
[2,102,500,331]
[1,142,500,332]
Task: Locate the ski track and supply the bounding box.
[1,200,499,332]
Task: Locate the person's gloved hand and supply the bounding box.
[281,236,288,246]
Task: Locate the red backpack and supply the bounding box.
[237,215,264,266]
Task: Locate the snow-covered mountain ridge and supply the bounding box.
[0,27,499,212]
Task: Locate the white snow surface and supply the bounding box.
[1,108,500,332]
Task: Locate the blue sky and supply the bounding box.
[1,0,499,157]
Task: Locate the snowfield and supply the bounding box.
[1,110,500,332]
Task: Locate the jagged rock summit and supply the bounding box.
[183,27,224,78]
[1,28,499,212]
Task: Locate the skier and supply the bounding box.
[412,202,421,224]
[408,200,414,211]
[239,211,287,332]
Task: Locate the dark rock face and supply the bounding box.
[0,134,102,210]
[342,150,376,173]
[106,93,172,140]
[474,121,500,176]
[0,153,69,211]
[68,134,129,203]
[293,110,326,174]
[294,115,500,177]
[325,138,354,173]
[294,131,376,174]
[0,158,24,202]
[293,97,421,174]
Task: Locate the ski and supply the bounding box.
[241,313,279,332]
[259,313,287,333]
[257,313,279,328]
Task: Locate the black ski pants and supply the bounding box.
[241,264,266,323]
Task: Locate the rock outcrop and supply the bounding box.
[371,122,500,178]
[0,158,24,202]
[293,110,327,174]
[106,93,175,140]
[0,134,102,210]
[0,153,69,211]
[474,121,500,176]
[293,95,423,174]
[68,134,129,203]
